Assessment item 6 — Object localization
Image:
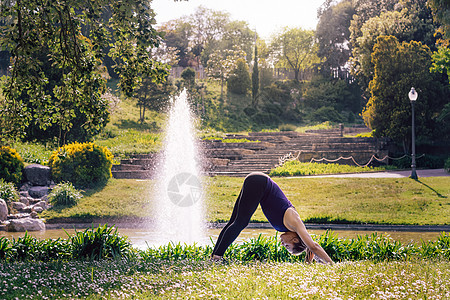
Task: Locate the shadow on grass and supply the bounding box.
[114,119,159,131]
[416,179,447,198]
[81,181,108,197]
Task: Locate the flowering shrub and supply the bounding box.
[48,142,113,188]
[0,146,24,185]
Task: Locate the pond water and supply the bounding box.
[0,227,444,250]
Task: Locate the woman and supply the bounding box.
[211,172,333,264]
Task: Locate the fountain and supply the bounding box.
[152,90,205,245]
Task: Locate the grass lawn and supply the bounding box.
[41,176,450,225]
[1,259,448,299]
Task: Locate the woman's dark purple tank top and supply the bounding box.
[260,176,293,232]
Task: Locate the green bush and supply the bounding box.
[278,124,297,131]
[308,106,345,123]
[69,224,132,260]
[445,157,450,173]
[227,59,251,95]
[48,182,82,207]
[48,142,113,188]
[392,154,445,169]
[0,146,24,185]
[0,179,19,202]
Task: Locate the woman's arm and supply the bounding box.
[284,208,334,264]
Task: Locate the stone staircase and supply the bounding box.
[112,127,390,179]
[203,128,389,177]
[111,153,160,179]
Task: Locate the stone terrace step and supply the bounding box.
[112,170,153,179]
[112,130,387,178]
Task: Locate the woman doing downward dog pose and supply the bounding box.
[211,172,333,264]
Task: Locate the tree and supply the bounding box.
[161,6,255,69]
[159,19,194,67]
[428,0,450,39]
[350,0,437,92]
[136,78,175,123]
[227,58,251,95]
[0,0,169,144]
[316,0,355,78]
[271,27,321,81]
[181,67,196,91]
[252,45,260,106]
[362,36,446,149]
[206,46,246,97]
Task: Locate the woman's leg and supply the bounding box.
[212,173,268,256]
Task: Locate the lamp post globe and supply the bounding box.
[408,87,418,180]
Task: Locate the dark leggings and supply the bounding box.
[212,173,268,256]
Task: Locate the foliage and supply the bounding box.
[295,121,333,133]
[278,124,297,131]
[349,0,437,91]
[48,182,82,207]
[140,231,450,263]
[431,45,450,84]
[160,6,254,68]
[11,141,53,165]
[252,45,259,104]
[269,160,388,177]
[445,157,450,173]
[362,36,448,147]
[0,146,24,185]
[0,178,19,203]
[135,77,175,123]
[428,0,450,39]
[0,0,169,144]
[8,233,71,262]
[0,225,130,262]
[257,80,302,124]
[1,230,449,264]
[180,67,196,90]
[48,142,113,188]
[270,27,321,81]
[303,75,362,113]
[227,58,251,95]
[316,0,355,77]
[390,154,446,169]
[308,106,345,123]
[206,46,247,96]
[68,224,132,260]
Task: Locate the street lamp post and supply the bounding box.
[408,87,418,180]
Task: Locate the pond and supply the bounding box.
[0,226,444,249]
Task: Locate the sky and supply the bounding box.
[151,0,326,40]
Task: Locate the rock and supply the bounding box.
[8,213,30,219]
[24,164,52,186]
[12,202,26,211]
[0,199,8,221]
[28,197,40,205]
[33,201,48,210]
[19,191,29,198]
[33,207,44,213]
[21,206,33,213]
[28,186,50,199]
[19,182,31,192]
[30,211,38,218]
[6,218,45,232]
[19,196,30,206]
